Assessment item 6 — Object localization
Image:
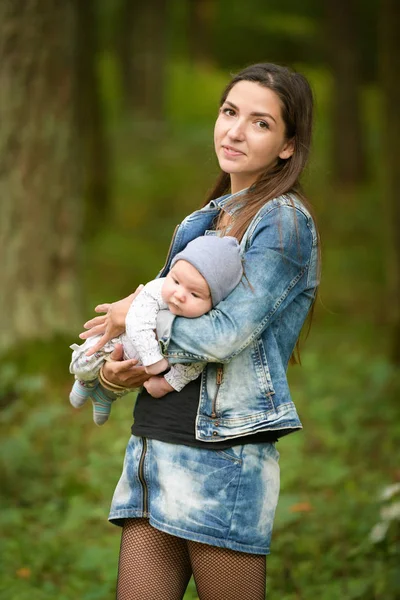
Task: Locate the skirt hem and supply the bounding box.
[108,510,270,555]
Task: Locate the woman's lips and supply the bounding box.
[222,145,245,157]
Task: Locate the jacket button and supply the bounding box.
[212,431,218,436]
[211,412,217,418]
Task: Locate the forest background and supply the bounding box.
[0,1,399,599]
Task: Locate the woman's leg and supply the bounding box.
[188,540,266,600]
[116,518,192,600]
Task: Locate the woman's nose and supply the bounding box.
[228,119,245,141]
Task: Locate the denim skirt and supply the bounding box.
[108,435,280,555]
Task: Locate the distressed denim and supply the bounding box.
[157,191,319,442]
[109,435,280,554]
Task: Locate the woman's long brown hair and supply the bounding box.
[205,63,321,363]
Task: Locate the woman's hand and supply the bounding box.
[80,284,144,356]
[143,376,174,398]
[102,344,150,388]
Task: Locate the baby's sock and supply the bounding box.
[91,385,116,426]
[70,380,97,408]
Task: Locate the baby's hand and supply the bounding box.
[143,376,174,399]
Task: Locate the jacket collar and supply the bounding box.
[209,187,249,216]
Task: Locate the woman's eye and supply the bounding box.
[222,107,235,117]
[256,120,269,130]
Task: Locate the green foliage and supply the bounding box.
[1,332,398,598]
[269,345,400,599]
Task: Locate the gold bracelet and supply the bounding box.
[99,366,126,390]
[99,376,127,394]
[99,365,129,392]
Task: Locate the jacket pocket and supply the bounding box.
[252,339,276,412]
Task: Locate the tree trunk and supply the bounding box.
[324,0,367,186]
[0,0,82,352]
[118,0,168,120]
[187,0,215,68]
[75,0,111,227]
[380,0,400,364]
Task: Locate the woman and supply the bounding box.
[81,63,320,599]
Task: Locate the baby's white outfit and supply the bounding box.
[70,278,205,392]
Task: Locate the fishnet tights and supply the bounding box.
[117,518,266,600]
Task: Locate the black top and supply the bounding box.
[132,377,293,449]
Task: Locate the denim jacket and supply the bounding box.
[157,190,319,442]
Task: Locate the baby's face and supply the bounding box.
[162,260,212,318]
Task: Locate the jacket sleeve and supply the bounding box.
[159,205,316,363]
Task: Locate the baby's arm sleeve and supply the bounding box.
[164,362,205,392]
[125,279,169,367]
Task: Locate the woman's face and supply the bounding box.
[214,80,294,193]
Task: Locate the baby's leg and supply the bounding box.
[69,380,97,408]
[90,385,116,426]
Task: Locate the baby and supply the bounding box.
[69,235,243,425]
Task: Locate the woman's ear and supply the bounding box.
[279,139,295,160]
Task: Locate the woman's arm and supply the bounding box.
[161,205,317,363]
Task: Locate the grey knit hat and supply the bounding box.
[170,236,243,306]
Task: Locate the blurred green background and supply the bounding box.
[0,1,399,599]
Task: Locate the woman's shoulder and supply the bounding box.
[258,193,314,221]
[245,193,318,248]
